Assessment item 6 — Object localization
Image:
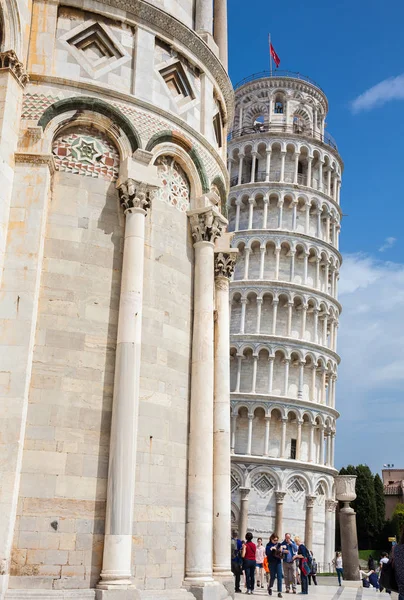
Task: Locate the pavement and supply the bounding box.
[234,583,397,600]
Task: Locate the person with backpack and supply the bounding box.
[231,529,242,594]
[308,554,317,586]
[293,537,311,595]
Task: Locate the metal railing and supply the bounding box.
[230,172,309,188]
[227,123,338,151]
[234,70,324,93]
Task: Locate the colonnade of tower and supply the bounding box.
[228,72,343,562]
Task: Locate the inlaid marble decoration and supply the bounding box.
[155,156,190,212]
[52,127,120,181]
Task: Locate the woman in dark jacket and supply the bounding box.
[394,526,404,600]
[266,533,283,597]
[293,537,310,595]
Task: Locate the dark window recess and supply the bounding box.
[213,113,223,148]
[290,438,297,459]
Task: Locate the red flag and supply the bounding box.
[270,43,280,68]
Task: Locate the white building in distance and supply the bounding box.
[227,71,342,566]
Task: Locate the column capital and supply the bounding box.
[240,487,251,500]
[118,179,156,214]
[187,207,227,244]
[214,251,237,279]
[0,50,29,87]
[275,491,286,504]
[306,495,317,509]
[325,499,338,513]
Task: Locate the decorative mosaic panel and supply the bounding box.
[21,94,61,120]
[287,477,306,502]
[52,128,119,181]
[231,471,241,493]
[155,156,190,212]
[252,473,275,497]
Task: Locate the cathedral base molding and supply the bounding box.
[6,589,199,600]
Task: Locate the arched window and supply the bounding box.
[274,94,284,114]
[155,155,190,212]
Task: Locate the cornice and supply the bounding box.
[232,228,343,263]
[59,0,234,124]
[27,76,228,184]
[14,152,56,173]
[230,394,339,419]
[231,454,338,476]
[230,279,342,313]
[230,333,341,364]
[228,181,343,216]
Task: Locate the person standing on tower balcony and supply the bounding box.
[280,532,297,593]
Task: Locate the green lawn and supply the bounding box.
[358,550,378,561]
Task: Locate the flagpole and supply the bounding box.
[268,33,272,77]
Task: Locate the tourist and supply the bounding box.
[368,555,375,571]
[241,532,257,595]
[394,526,404,600]
[379,552,391,594]
[293,536,311,595]
[308,555,317,586]
[280,532,297,593]
[231,529,243,594]
[256,537,266,588]
[333,552,343,586]
[266,533,283,597]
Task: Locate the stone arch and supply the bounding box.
[285,471,313,497]
[0,0,22,55]
[145,130,209,193]
[38,97,141,153]
[245,465,282,491]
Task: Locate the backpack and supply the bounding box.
[231,538,240,561]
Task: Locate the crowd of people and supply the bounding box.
[231,525,404,598]
[231,529,318,596]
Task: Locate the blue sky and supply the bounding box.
[228,0,404,474]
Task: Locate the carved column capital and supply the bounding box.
[325,499,338,513]
[187,207,227,244]
[0,50,29,86]
[117,179,156,214]
[214,251,237,279]
[240,487,251,501]
[275,491,286,504]
[306,495,317,509]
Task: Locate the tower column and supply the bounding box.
[239,488,250,538]
[325,500,338,567]
[305,495,316,551]
[243,248,250,279]
[196,0,213,35]
[213,0,228,68]
[230,415,236,454]
[213,249,237,578]
[266,150,272,181]
[268,356,274,394]
[296,420,302,461]
[272,299,278,335]
[259,247,266,279]
[275,492,286,535]
[235,199,241,231]
[247,415,253,455]
[185,207,226,583]
[280,151,286,182]
[307,156,313,187]
[256,297,263,333]
[248,197,255,229]
[264,416,271,456]
[263,196,269,228]
[99,178,157,591]
[237,154,244,185]
[250,152,258,183]
[280,418,287,458]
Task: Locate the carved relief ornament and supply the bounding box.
[0,50,29,87]
[188,208,226,244]
[214,252,237,279]
[118,179,156,213]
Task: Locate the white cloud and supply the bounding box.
[351,73,404,113]
[336,254,404,471]
[379,236,397,252]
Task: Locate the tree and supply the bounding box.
[374,474,386,535]
[392,503,404,539]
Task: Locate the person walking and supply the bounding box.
[394,526,404,600]
[231,529,243,594]
[333,552,343,586]
[242,532,257,595]
[308,555,317,586]
[266,533,283,597]
[256,537,266,589]
[379,551,391,594]
[280,532,297,593]
[293,537,311,595]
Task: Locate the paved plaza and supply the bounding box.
[235,584,396,600]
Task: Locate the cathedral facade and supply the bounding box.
[0,1,234,599]
[227,72,342,566]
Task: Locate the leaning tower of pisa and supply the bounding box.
[227,71,343,566]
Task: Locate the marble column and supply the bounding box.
[239,487,251,538]
[185,207,226,583]
[280,418,287,458]
[256,298,262,333]
[266,150,272,182]
[305,495,316,551]
[247,415,253,455]
[275,492,286,536]
[213,0,228,68]
[99,180,156,591]
[213,249,237,578]
[336,476,360,581]
[230,415,237,454]
[324,500,338,568]
[296,420,302,460]
[196,0,213,35]
[264,417,271,456]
